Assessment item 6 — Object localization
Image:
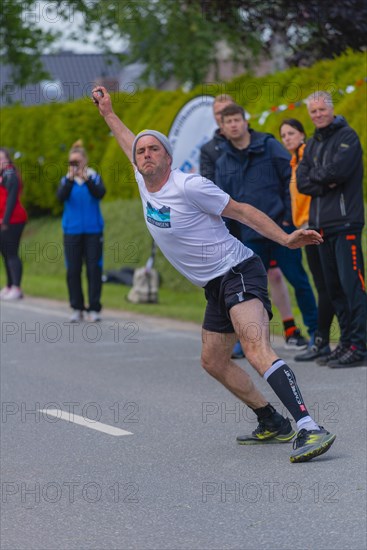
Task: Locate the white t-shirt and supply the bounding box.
[134,168,253,287]
[135,170,253,287]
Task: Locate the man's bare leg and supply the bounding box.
[201,330,268,409]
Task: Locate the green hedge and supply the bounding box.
[0,50,366,215]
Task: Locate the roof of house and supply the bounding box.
[0,51,131,106]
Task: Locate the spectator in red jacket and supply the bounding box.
[0,148,28,300]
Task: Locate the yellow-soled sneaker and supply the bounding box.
[237,416,296,445]
[290,428,336,463]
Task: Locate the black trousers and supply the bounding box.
[305,244,335,343]
[319,231,366,350]
[64,233,103,312]
[0,223,25,287]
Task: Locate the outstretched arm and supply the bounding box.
[222,198,322,249]
[92,86,135,163]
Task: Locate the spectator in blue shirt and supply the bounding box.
[57,140,106,322]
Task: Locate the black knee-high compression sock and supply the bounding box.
[263,359,315,424]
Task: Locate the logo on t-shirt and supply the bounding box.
[146,202,171,228]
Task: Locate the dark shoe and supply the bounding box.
[316,344,349,366]
[290,427,336,463]
[231,341,245,359]
[237,414,296,445]
[328,345,367,368]
[284,328,308,350]
[294,334,331,362]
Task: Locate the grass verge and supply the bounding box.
[2,197,364,342]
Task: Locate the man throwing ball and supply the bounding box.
[92,86,336,463]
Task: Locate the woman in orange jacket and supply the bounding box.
[280,119,334,361]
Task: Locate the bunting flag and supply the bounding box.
[249,77,367,125]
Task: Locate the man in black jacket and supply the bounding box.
[200,94,234,183]
[297,91,366,368]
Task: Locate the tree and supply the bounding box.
[0,0,105,89]
[1,0,366,89]
[73,0,367,85]
[202,0,367,67]
[70,0,264,86]
[93,0,261,87]
[1,0,55,87]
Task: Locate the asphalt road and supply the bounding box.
[1,297,366,550]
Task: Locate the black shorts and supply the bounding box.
[202,254,273,333]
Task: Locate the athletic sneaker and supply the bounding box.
[2,286,23,300]
[294,334,331,362]
[284,329,308,350]
[316,343,349,366]
[237,414,295,445]
[328,345,367,368]
[88,311,101,322]
[0,286,11,298]
[70,309,83,322]
[290,427,336,463]
[231,341,245,359]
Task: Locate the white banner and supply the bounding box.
[168,96,217,173]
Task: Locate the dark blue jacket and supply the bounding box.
[215,129,292,241]
[57,169,105,234]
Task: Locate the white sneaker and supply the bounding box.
[0,286,11,298]
[2,286,23,300]
[70,310,83,322]
[88,311,101,322]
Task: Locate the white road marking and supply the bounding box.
[39,409,133,437]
